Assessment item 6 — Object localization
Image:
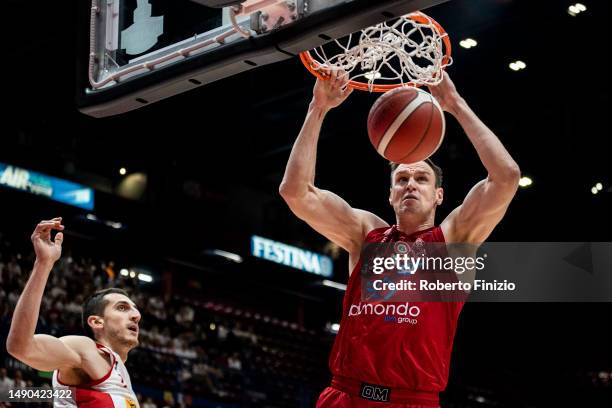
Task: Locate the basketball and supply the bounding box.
[367,86,445,164]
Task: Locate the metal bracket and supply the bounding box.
[250,0,303,33]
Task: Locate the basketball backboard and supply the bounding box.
[77,0,449,117]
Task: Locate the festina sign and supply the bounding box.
[251,235,333,277]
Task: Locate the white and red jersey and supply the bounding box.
[52,343,139,408]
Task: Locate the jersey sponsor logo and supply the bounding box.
[360,383,391,402]
[383,314,417,324]
[348,302,420,317]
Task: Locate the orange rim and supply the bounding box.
[299,11,452,92]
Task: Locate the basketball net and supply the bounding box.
[300,12,452,92]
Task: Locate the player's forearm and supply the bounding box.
[450,98,520,181]
[6,259,54,357]
[279,102,328,198]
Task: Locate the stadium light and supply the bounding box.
[322,280,347,291]
[568,3,587,16]
[119,167,127,175]
[138,273,153,282]
[105,220,123,229]
[509,60,526,71]
[210,249,243,263]
[519,176,533,187]
[459,38,477,49]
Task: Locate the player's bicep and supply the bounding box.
[284,187,372,252]
[444,176,519,243]
[21,334,86,372]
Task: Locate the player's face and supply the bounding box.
[101,294,141,348]
[389,162,442,216]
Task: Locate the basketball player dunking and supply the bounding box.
[280,71,520,407]
[7,218,141,408]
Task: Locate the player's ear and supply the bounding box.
[436,187,444,206]
[88,315,104,332]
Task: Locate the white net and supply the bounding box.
[307,12,452,91]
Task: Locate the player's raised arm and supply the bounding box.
[6,218,85,371]
[279,70,386,254]
[431,73,521,243]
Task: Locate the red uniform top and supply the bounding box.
[328,225,464,393]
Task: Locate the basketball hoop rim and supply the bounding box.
[299,11,452,92]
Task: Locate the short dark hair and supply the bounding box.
[389,159,443,188]
[82,288,130,339]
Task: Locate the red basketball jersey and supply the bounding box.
[328,225,464,392]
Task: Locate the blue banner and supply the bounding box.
[0,162,94,210]
[251,235,333,277]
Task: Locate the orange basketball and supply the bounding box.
[367,86,445,164]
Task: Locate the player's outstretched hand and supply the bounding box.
[312,67,353,111]
[31,217,64,265]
